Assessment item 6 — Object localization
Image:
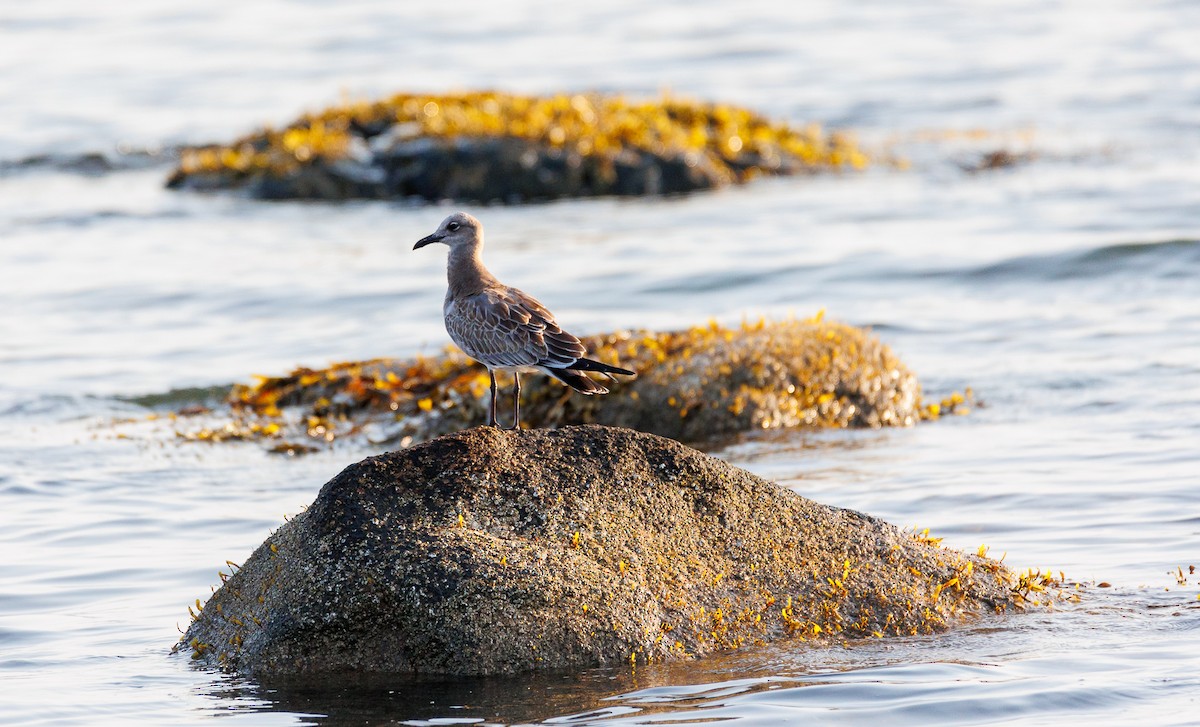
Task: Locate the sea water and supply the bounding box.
[1,1,1198,724]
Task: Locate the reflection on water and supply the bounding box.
[181,588,1199,725]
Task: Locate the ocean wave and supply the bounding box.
[960,238,1200,282]
[0,147,177,177]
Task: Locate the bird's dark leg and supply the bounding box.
[488,370,499,427]
[506,373,521,430]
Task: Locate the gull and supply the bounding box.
[414,212,635,429]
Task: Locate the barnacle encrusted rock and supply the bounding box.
[165,91,868,202]
[179,425,1031,677]
[175,318,969,452]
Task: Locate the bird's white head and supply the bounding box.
[414,211,483,252]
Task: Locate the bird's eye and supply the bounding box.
[447,222,460,231]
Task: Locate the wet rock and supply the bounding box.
[960,148,1039,173]
[165,91,868,202]
[179,425,1030,677]
[173,318,970,453]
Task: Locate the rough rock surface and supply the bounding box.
[181,426,1021,677]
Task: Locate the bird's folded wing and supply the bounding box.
[447,287,587,369]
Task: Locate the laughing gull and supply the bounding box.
[414,212,635,429]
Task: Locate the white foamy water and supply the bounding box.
[2,1,1199,724]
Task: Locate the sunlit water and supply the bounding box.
[2,1,1199,724]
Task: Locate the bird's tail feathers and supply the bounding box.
[544,367,610,395]
[570,357,636,378]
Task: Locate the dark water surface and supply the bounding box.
[2,1,1199,724]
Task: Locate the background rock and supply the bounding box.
[172,318,970,453]
[165,91,869,202]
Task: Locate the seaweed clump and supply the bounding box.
[174,317,970,453]
[166,91,868,202]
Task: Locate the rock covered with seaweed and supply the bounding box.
[165,91,869,202]
[179,425,1053,677]
[170,317,971,454]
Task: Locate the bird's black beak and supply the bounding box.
[413,233,444,250]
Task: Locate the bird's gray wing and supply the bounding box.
[505,288,588,367]
[446,287,586,369]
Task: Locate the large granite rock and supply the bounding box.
[180,426,1025,677]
